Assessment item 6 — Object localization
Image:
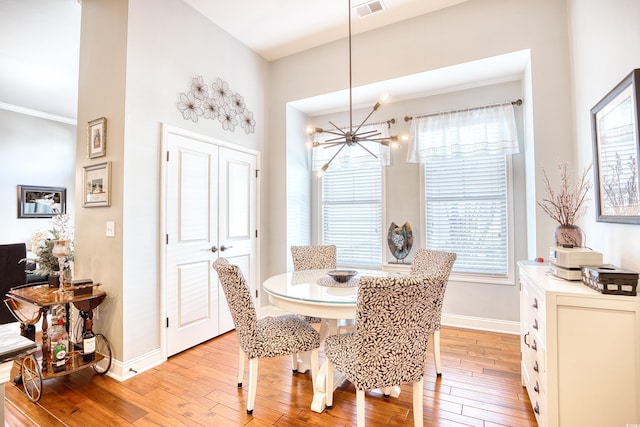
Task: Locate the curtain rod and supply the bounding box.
[404,99,522,122]
[333,117,396,130]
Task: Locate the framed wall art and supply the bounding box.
[591,68,640,224]
[87,117,107,158]
[83,161,111,207]
[17,185,66,218]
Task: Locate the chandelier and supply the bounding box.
[307,0,398,172]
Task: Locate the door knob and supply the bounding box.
[220,245,233,252]
[201,246,218,252]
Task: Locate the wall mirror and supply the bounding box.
[591,68,640,224]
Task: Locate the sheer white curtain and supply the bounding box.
[406,103,519,162]
[311,122,391,171]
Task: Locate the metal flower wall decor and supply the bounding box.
[177,76,256,134]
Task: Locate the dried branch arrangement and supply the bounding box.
[538,162,592,225]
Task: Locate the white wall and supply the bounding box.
[122,0,267,367]
[11,0,638,374]
[0,109,76,246]
[285,105,312,271]
[568,0,640,272]
[298,81,527,324]
[75,0,268,375]
[269,0,573,328]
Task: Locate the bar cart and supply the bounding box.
[3,283,112,402]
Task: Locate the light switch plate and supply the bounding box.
[106,221,115,237]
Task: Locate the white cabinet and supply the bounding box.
[518,261,640,427]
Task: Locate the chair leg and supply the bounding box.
[247,358,259,414]
[433,329,442,376]
[238,347,245,386]
[413,378,424,427]
[356,389,366,427]
[291,353,299,373]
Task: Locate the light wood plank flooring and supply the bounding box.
[4,326,537,426]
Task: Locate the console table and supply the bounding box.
[518,261,640,427]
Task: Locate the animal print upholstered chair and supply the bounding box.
[410,248,457,376]
[323,275,439,427]
[290,245,337,328]
[289,245,337,367]
[213,257,320,414]
[290,245,337,271]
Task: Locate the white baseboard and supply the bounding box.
[105,348,163,382]
[441,313,520,335]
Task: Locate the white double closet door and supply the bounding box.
[163,126,258,357]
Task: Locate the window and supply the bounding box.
[424,154,511,276]
[321,159,382,266]
[409,102,519,280]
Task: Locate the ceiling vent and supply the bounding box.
[353,0,385,18]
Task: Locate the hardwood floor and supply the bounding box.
[4,326,537,426]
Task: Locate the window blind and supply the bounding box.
[424,154,508,275]
[322,160,382,266]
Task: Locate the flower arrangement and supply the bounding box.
[537,162,592,226]
[22,214,74,277]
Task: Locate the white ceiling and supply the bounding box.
[182,0,470,62]
[0,0,81,123]
[0,0,526,123]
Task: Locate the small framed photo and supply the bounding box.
[17,185,66,218]
[87,117,107,158]
[83,161,111,207]
[591,69,640,224]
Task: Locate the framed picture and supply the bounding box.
[17,185,66,218]
[591,68,640,224]
[87,117,107,158]
[83,161,111,207]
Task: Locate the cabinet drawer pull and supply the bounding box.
[534,381,539,393]
[533,361,539,372]
[531,340,537,351]
[534,402,540,414]
[532,298,538,309]
[532,319,538,330]
[523,332,531,348]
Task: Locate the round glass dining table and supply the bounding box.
[262,268,403,413]
[262,268,396,320]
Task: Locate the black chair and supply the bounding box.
[0,243,28,324]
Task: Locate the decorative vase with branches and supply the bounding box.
[537,162,592,247]
[22,214,74,286]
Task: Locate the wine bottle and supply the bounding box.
[52,317,68,373]
[82,318,96,363]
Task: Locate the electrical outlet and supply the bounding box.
[106,221,115,237]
